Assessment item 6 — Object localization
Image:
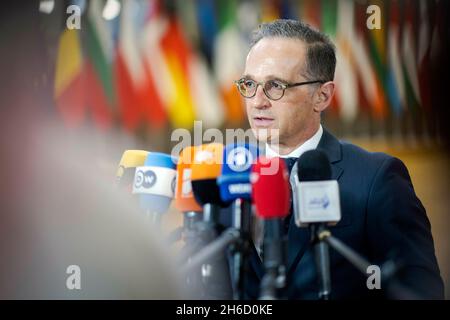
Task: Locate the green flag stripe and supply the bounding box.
[86,19,116,106]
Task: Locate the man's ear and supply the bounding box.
[313,81,335,113]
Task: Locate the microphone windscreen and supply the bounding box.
[251,157,290,219]
[175,146,202,212]
[295,150,341,226]
[297,150,332,182]
[218,143,260,202]
[133,152,177,214]
[190,143,223,181]
[191,143,228,207]
[116,150,149,187]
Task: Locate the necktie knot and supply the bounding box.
[283,157,298,176]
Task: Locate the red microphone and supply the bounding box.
[251,157,290,219]
[251,156,290,299]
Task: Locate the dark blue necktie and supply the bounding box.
[282,157,298,233]
[283,157,298,176]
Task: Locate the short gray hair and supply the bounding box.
[250,19,336,82]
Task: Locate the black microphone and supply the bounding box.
[294,150,337,300]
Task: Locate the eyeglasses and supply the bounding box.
[234,78,325,101]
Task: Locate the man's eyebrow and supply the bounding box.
[240,74,289,82]
[269,76,290,83]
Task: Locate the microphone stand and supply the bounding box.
[182,227,239,300]
[230,199,252,300]
[182,228,241,274]
[175,204,222,298]
[195,203,233,299]
[314,226,422,300]
[184,211,203,230]
[166,211,203,248]
[177,211,203,246]
[310,223,331,300]
[259,219,286,300]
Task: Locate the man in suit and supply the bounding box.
[236,19,444,299]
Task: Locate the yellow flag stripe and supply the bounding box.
[165,53,196,129]
[54,29,83,98]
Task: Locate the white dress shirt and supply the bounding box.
[265,124,323,159]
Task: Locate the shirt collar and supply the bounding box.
[265,125,323,159]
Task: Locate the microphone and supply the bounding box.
[191,143,229,223]
[189,143,233,299]
[116,150,149,190]
[175,145,203,229]
[252,157,290,218]
[294,150,419,299]
[218,143,260,202]
[293,149,341,227]
[251,157,290,300]
[294,149,338,300]
[174,146,204,255]
[217,143,260,299]
[175,146,203,214]
[174,146,208,297]
[132,152,177,224]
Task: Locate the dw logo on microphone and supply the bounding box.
[134,169,157,189]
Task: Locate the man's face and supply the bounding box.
[243,37,319,146]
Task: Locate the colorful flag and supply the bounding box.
[386,0,406,116]
[195,0,218,65]
[334,0,359,123]
[160,15,197,129]
[213,0,246,126]
[141,0,174,123]
[190,52,226,129]
[262,0,281,23]
[54,29,86,127]
[115,0,168,131]
[355,0,388,119]
[401,0,422,117]
[370,0,390,119]
[299,0,321,28]
[115,0,145,131]
[417,0,433,112]
[85,0,115,130]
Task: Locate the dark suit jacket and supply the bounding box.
[242,128,444,299]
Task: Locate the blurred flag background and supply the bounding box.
[45,0,449,145]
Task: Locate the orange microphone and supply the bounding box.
[175,146,202,213]
[190,143,228,208]
[174,146,203,236]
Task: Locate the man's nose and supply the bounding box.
[251,85,271,110]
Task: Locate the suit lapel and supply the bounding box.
[286,128,344,273]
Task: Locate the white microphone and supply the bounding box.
[291,151,341,227]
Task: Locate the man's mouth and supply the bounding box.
[253,116,275,127]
